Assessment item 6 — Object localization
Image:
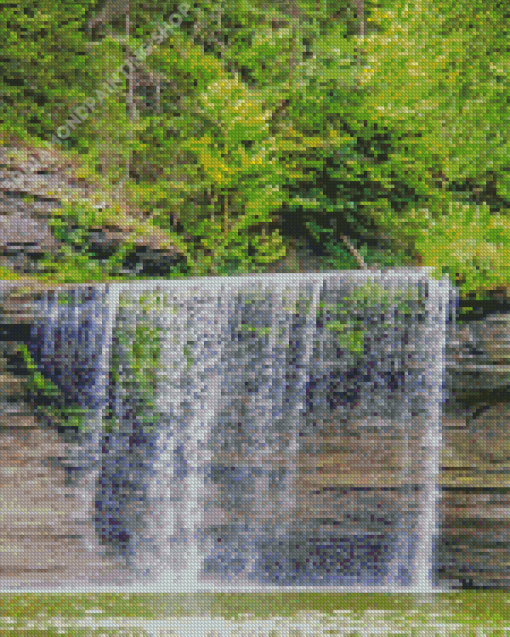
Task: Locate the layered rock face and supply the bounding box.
[0,146,185,276]
[440,295,510,588]
[0,287,127,587]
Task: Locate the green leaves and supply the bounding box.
[44,198,192,281]
[108,296,164,431]
[175,74,292,272]
[360,0,510,195]
[251,229,286,264]
[0,0,93,139]
[402,200,510,294]
[326,321,366,356]
[0,0,507,299]
[17,343,91,430]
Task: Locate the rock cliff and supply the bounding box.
[0,146,185,277]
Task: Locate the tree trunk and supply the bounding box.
[123,1,134,195]
[354,0,364,71]
[354,0,365,37]
[340,234,367,270]
[223,195,229,242]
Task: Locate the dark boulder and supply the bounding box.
[83,224,186,276]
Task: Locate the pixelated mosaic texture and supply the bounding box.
[0,272,457,589]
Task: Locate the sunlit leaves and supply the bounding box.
[407,201,510,293]
[359,0,510,188]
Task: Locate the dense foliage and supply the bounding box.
[0,0,508,296]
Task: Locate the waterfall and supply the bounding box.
[26,269,450,590]
[411,277,447,590]
[87,284,120,470]
[30,284,120,558]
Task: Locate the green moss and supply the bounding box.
[0,266,25,280]
[326,321,365,355]
[315,281,425,356]
[18,344,59,397]
[238,324,272,337]
[17,343,90,431]
[182,343,195,369]
[106,292,164,432]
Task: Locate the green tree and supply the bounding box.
[0,0,96,140]
[339,0,510,291]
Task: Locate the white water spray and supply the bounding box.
[29,270,449,590]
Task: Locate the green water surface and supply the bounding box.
[0,593,509,635]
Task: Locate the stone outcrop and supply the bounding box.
[0,146,186,276]
[82,218,185,276]
[0,203,60,273]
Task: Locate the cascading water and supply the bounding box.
[27,270,451,590]
[28,285,120,558]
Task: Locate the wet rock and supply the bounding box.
[84,224,186,276]
[0,212,60,273]
[0,146,187,277]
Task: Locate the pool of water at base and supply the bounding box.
[0,611,507,636]
[0,594,509,636]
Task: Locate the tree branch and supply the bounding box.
[271,98,290,122]
[340,234,367,269]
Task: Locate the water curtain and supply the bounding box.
[28,270,451,589]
